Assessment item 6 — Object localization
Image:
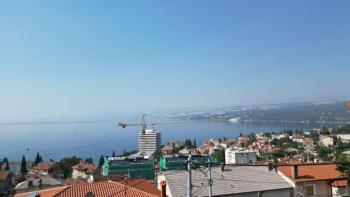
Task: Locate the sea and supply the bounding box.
[0,119,342,162]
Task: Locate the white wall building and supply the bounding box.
[138,128,161,156]
[320,136,334,147]
[225,148,257,164]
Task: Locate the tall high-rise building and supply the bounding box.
[138,128,161,156]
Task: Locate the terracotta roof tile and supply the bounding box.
[278,164,345,183]
[54,181,159,197]
[32,162,53,171]
[331,180,347,187]
[72,162,96,174]
[14,186,68,197]
[115,179,160,196]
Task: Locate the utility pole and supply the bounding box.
[208,158,213,197]
[187,154,192,197]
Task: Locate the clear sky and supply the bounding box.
[0,0,349,122]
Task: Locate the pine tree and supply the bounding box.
[85,157,93,164]
[34,152,43,166]
[98,155,104,167]
[20,155,28,176]
[112,150,116,157]
[5,162,9,171]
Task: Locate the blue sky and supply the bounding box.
[0,1,349,121]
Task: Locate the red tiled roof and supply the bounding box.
[54,181,159,197]
[278,164,345,183]
[72,162,96,174]
[0,171,10,181]
[161,146,174,151]
[331,180,347,187]
[32,162,53,171]
[115,179,160,196]
[14,186,68,197]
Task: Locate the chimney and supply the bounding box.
[291,165,298,178]
[160,181,167,197]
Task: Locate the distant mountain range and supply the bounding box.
[169,99,350,123]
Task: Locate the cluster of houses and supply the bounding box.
[159,128,347,166]
[2,127,350,196]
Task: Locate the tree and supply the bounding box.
[270,150,284,161]
[5,162,9,171]
[309,131,320,142]
[1,158,9,171]
[20,155,28,176]
[210,150,225,163]
[184,139,193,148]
[52,156,81,178]
[85,157,93,164]
[247,132,257,145]
[315,145,333,161]
[336,154,350,195]
[151,149,163,163]
[112,150,116,157]
[98,155,104,167]
[33,152,43,166]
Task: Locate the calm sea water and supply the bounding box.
[0,120,338,162]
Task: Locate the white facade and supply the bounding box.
[138,128,161,156]
[320,136,334,147]
[225,148,257,164]
[337,134,350,142]
[72,169,88,180]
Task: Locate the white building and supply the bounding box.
[225,148,257,164]
[71,162,96,182]
[320,136,334,147]
[138,128,161,156]
[337,134,350,142]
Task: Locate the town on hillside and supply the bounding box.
[2,124,350,196]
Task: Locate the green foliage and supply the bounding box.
[20,155,28,177]
[335,139,350,160]
[333,125,350,134]
[85,157,93,164]
[263,132,272,138]
[52,156,81,178]
[210,150,225,163]
[315,145,333,161]
[247,132,257,145]
[270,150,284,160]
[151,149,163,163]
[309,131,320,142]
[33,152,43,166]
[122,150,138,157]
[336,154,350,179]
[4,162,9,171]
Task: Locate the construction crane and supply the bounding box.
[118,114,156,134]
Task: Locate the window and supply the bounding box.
[305,184,315,197]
